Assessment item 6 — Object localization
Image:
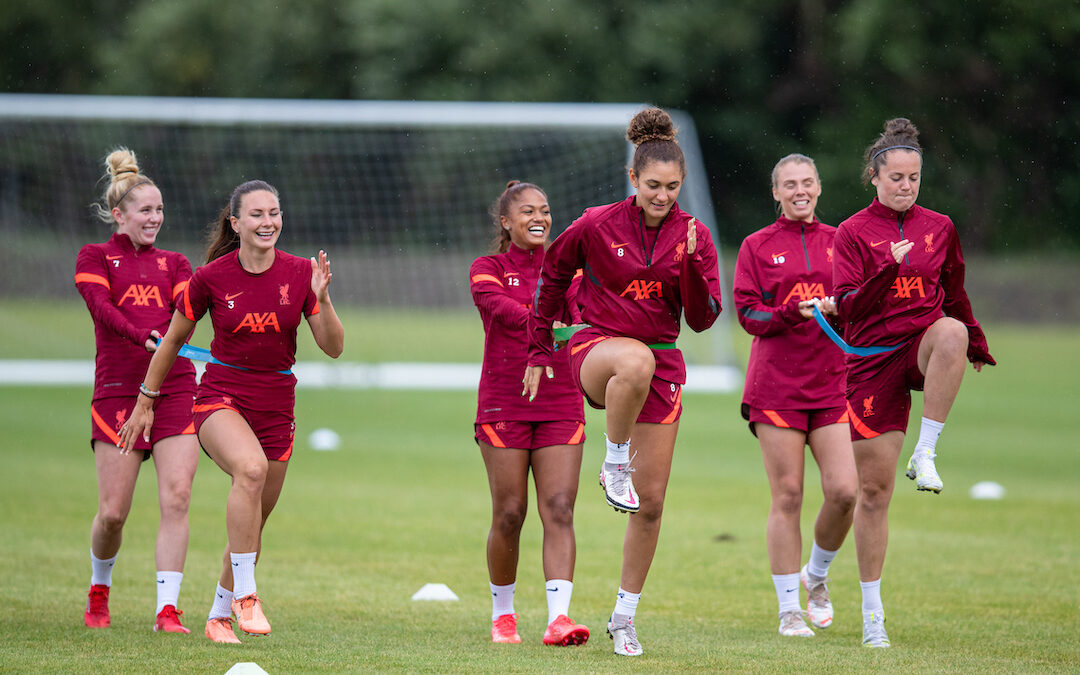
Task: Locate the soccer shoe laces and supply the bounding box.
[609,451,637,494]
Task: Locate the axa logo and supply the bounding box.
[771,251,788,265]
[232,312,281,334]
[279,283,290,306]
[924,233,935,253]
[117,284,165,308]
[620,279,663,300]
[782,281,826,304]
[891,276,926,299]
[863,396,875,417]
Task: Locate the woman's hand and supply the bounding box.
[522,365,553,402]
[687,218,697,255]
[310,249,332,301]
[890,239,914,264]
[118,396,154,455]
[797,300,818,320]
[143,329,162,353]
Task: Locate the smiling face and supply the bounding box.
[231,189,282,252]
[772,160,820,223]
[501,187,551,251]
[630,160,683,227]
[113,184,164,248]
[871,149,922,212]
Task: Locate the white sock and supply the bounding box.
[807,541,838,580]
[490,582,515,621]
[545,579,573,624]
[155,571,183,614]
[860,579,883,614]
[612,587,640,624]
[208,583,233,620]
[914,416,945,455]
[90,550,116,587]
[772,573,801,615]
[230,552,257,599]
[604,434,630,465]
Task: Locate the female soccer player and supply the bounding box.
[75,148,198,633]
[119,180,344,644]
[525,107,722,656]
[834,118,995,647]
[733,154,856,638]
[470,180,589,646]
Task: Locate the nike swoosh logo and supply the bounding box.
[786,588,797,593]
[225,292,244,301]
[232,562,239,567]
[546,587,559,592]
[611,242,630,248]
[503,272,519,277]
[627,491,636,506]
[157,579,165,584]
[870,240,887,247]
[106,255,122,260]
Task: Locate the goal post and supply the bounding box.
[0,94,737,384]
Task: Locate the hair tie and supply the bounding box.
[112,179,153,209]
[872,145,921,161]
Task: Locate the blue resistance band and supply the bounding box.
[811,305,901,357]
[159,339,293,375]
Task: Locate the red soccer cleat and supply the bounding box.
[491,613,521,643]
[231,593,271,636]
[84,584,110,628]
[205,617,242,644]
[542,614,590,646]
[153,605,191,633]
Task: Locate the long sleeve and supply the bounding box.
[833,225,901,324]
[470,258,529,329]
[74,246,152,347]
[528,224,584,366]
[679,221,722,332]
[939,229,995,365]
[733,238,804,337]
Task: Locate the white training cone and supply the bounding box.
[308,427,341,451]
[411,583,459,601]
[969,481,1005,500]
[225,664,270,675]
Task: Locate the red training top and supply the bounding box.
[181,249,319,411]
[528,196,722,384]
[734,217,846,410]
[75,232,196,399]
[834,199,994,371]
[470,243,583,424]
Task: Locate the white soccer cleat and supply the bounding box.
[906,449,943,493]
[607,617,643,656]
[778,609,814,637]
[599,460,639,513]
[862,610,890,648]
[801,565,833,629]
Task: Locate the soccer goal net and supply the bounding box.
[0,94,737,383]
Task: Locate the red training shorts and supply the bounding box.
[844,328,928,440]
[568,334,682,425]
[91,393,195,460]
[741,403,849,437]
[474,420,585,450]
[193,395,296,461]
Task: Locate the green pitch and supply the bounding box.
[0,321,1077,672]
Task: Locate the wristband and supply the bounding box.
[139,383,161,398]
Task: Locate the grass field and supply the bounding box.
[0,308,1078,672]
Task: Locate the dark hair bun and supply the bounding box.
[505,180,521,189]
[627,107,677,146]
[883,118,919,142]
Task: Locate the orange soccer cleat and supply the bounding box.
[84,585,110,628]
[542,614,590,646]
[205,617,242,644]
[231,593,271,635]
[491,613,521,643]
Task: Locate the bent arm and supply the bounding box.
[680,222,722,332]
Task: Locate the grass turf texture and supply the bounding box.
[0,312,1078,671]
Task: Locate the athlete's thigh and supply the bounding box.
[577,337,654,407]
[807,423,857,490]
[197,408,265,477]
[757,424,808,492]
[94,440,142,513]
[851,431,905,488]
[151,434,199,496]
[479,441,532,502]
[530,443,583,502]
[627,421,679,502]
